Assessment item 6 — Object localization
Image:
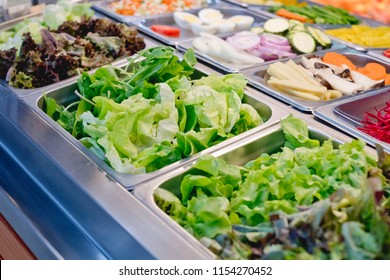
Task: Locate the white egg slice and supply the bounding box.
[228,15,255,31]
[173,11,202,30]
[198,8,224,25]
[212,19,236,33]
[191,23,218,35]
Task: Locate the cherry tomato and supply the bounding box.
[150,25,180,37]
[383,49,390,58]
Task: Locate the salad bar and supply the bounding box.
[0,0,389,260]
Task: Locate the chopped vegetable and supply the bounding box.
[0,18,146,89]
[150,25,181,37]
[270,5,360,25]
[44,47,264,174]
[263,18,290,34]
[325,25,390,48]
[156,115,390,260]
[289,32,316,53]
[359,93,390,143]
[275,8,313,23]
[384,49,390,59]
[109,0,206,16]
[322,52,390,86]
[0,1,94,51]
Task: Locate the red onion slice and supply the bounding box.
[226,31,260,50]
[261,33,289,46]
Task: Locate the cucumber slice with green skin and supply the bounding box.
[263,18,290,34]
[307,26,323,46]
[251,26,264,34]
[289,32,316,54]
[315,28,332,47]
[307,26,332,47]
[288,19,305,30]
[291,24,307,32]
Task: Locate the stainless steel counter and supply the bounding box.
[0,84,214,259]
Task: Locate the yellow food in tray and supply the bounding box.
[326,25,390,48]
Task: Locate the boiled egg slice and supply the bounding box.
[198,8,223,25]
[173,11,202,30]
[228,15,255,31]
[191,23,218,35]
[211,19,236,33]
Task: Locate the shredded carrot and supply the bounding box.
[275,8,312,23]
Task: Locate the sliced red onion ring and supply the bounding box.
[226,31,260,50]
[261,33,289,46]
[261,39,292,52]
[256,45,297,60]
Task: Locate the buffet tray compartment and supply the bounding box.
[242,48,390,112]
[23,60,290,189]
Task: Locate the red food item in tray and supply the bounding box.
[359,94,390,144]
[150,25,180,37]
[383,49,390,59]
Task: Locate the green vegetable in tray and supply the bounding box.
[0,1,94,51]
[155,115,390,260]
[44,47,264,174]
[269,5,361,25]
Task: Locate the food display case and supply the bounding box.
[1,0,389,260]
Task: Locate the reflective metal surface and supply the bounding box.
[0,82,214,260]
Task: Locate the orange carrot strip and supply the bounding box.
[275,8,309,23]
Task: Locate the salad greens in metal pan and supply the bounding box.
[34,46,288,188]
[146,115,390,260]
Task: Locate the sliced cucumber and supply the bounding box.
[251,26,264,35]
[307,26,331,48]
[315,28,332,47]
[307,26,323,46]
[290,24,306,32]
[263,18,290,34]
[288,19,304,29]
[289,32,316,54]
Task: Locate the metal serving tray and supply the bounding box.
[130,4,266,46]
[242,48,390,112]
[368,50,390,64]
[0,36,160,98]
[133,118,358,259]
[92,0,219,24]
[176,30,345,74]
[23,58,290,190]
[314,88,390,152]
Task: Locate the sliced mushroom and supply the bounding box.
[314,68,364,95]
[302,56,322,69]
[349,70,385,90]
